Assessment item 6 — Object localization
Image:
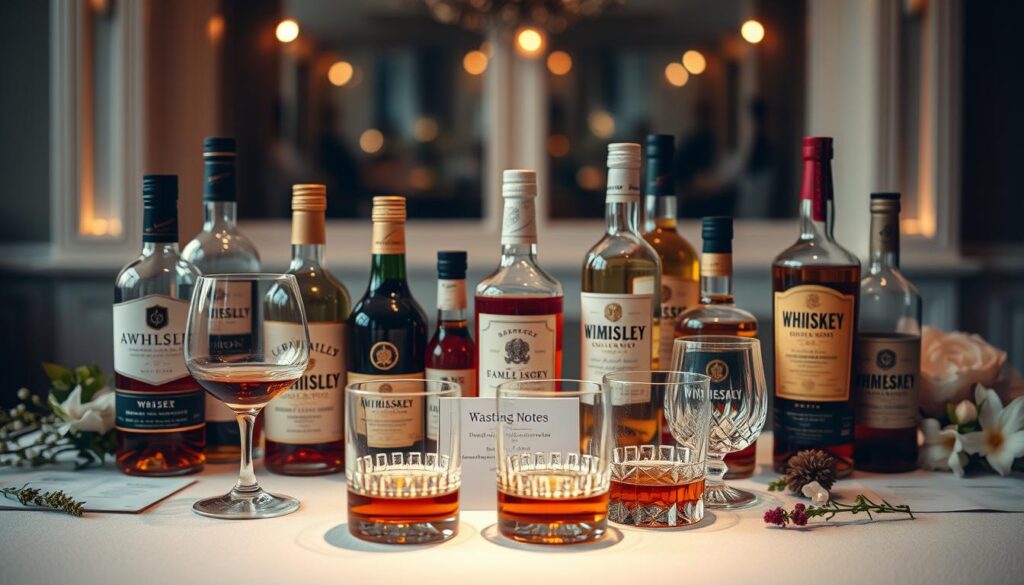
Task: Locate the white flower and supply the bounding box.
[954,400,978,425]
[918,418,968,477]
[801,480,830,505]
[50,385,115,435]
[961,386,1024,476]
[919,326,1007,417]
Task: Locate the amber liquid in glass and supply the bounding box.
[609,476,705,525]
[497,488,609,544]
[348,489,459,529]
[196,366,301,410]
[115,374,206,476]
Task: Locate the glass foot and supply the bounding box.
[193,487,299,520]
[703,483,758,510]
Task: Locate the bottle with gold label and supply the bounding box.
[854,193,920,472]
[265,185,350,475]
[642,134,699,368]
[347,196,428,456]
[771,137,861,477]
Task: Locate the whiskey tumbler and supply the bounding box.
[604,371,711,527]
[346,379,461,544]
[496,380,611,545]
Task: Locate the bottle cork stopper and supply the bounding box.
[372,195,406,223]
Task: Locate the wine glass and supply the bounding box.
[671,336,767,509]
[185,274,310,519]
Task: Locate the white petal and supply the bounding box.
[919,444,952,470]
[919,418,943,442]
[949,451,968,477]
[960,431,988,455]
[978,388,1004,431]
[999,397,1024,434]
[986,447,1017,476]
[1002,431,1024,461]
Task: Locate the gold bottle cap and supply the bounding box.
[291,184,326,245]
[292,184,327,211]
[372,195,406,223]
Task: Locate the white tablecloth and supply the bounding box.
[2,437,1022,585]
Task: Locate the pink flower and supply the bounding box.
[791,503,808,526]
[763,507,787,527]
[920,326,1006,417]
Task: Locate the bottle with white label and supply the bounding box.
[581,143,662,390]
[641,134,699,368]
[183,137,262,463]
[427,251,476,398]
[113,175,205,476]
[854,192,921,472]
[475,170,564,398]
[265,184,350,475]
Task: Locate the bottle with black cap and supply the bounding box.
[113,174,205,476]
[183,137,262,463]
[427,251,476,399]
[676,217,758,476]
[641,134,699,370]
[854,192,921,472]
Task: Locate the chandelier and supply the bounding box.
[424,0,621,33]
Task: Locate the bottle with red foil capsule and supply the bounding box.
[475,170,564,397]
[772,137,861,477]
[427,251,477,397]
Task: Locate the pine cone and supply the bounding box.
[785,449,836,494]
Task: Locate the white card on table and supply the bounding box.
[438,396,580,510]
[0,471,196,513]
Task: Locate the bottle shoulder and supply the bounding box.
[290,263,352,314]
[476,257,563,297]
[678,303,759,326]
[583,232,662,269]
[115,250,199,299]
[642,226,698,258]
[772,237,861,268]
[349,291,428,327]
[182,229,261,272]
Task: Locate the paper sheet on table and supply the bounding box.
[852,475,1024,512]
[0,471,195,513]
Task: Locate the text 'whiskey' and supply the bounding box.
[427,251,477,399]
[113,175,205,476]
[772,137,860,477]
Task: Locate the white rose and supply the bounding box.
[919,326,1006,417]
[50,385,116,435]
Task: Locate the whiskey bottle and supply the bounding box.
[427,251,476,396]
[348,196,429,453]
[182,137,262,463]
[675,216,759,476]
[772,137,860,476]
[854,193,921,472]
[476,170,563,397]
[113,175,205,476]
[265,185,350,475]
[642,134,699,369]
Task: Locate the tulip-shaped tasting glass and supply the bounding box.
[346,379,461,544]
[496,380,611,545]
[670,336,768,509]
[604,371,711,527]
[184,274,310,519]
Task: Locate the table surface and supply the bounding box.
[2,438,1022,585]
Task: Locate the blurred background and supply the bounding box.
[0,0,1021,401]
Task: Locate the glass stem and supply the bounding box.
[234,412,259,493]
[706,452,727,488]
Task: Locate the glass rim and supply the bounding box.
[196,273,298,282]
[496,378,601,398]
[673,335,762,350]
[346,379,460,398]
[602,370,711,387]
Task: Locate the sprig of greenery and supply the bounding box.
[808,494,914,521]
[767,477,788,491]
[1,483,85,517]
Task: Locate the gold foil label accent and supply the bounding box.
[773,285,855,402]
[702,253,732,278]
[371,222,406,255]
[854,334,920,429]
[291,210,325,245]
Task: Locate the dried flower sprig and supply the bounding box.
[1,483,85,517]
[764,495,914,529]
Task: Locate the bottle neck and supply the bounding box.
[606,200,640,235]
[141,242,180,256]
[606,164,641,235]
[203,200,237,230]
[500,243,538,264]
[799,158,835,241]
[436,278,468,324]
[644,195,677,231]
[869,211,900,272]
[369,254,408,292]
[290,243,325,268]
[700,251,734,304]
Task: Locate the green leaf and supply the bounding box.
[946,403,958,425]
[42,363,73,384]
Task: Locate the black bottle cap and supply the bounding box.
[644,134,675,197]
[437,250,467,279]
[701,216,733,253]
[142,174,178,203]
[203,137,237,154]
[870,192,900,200]
[142,175,179,243]
[203,137,237,202]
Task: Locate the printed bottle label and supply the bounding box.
[658,276,698,368]
[115,388,204,432]
[580,292,654,394]
[425,368,474,441]
[371,222,405,255]
[773,285,855,402]
[478,313,557,398]
[437,280,467,311]
[207,280,254,355]
[349,372,425,449]
[265,322,346,444]
[854,334,920,429]
[113,295,190,386]
[501,197,537,245]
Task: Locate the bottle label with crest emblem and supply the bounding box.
[773,285,855,401]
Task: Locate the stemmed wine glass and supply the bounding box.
[185,274,309,519]
[671,336,767,509]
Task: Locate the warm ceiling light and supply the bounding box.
[275,19,299,43]
[741,19,765,44]
[682,50,706,74]
[516,27,545,57]
[664,62,689,87]
[359,129,384,154]
[413,117,439,142]
[207,14,225,42]
[463,50,488,75]
[328,61,354,87]
[588,110,615,139]
[546,50,573,75]
[576,165,604,191]
[479,41,493,57]
[547,134,571,158]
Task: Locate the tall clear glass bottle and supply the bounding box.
[113,175,204,476]
[854,193,921,472]
[476,170,564,397]
[265,184,350,475]
[183,137,262,463]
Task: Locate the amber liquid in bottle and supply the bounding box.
[115,375,206,476]
[427,252,478,397]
